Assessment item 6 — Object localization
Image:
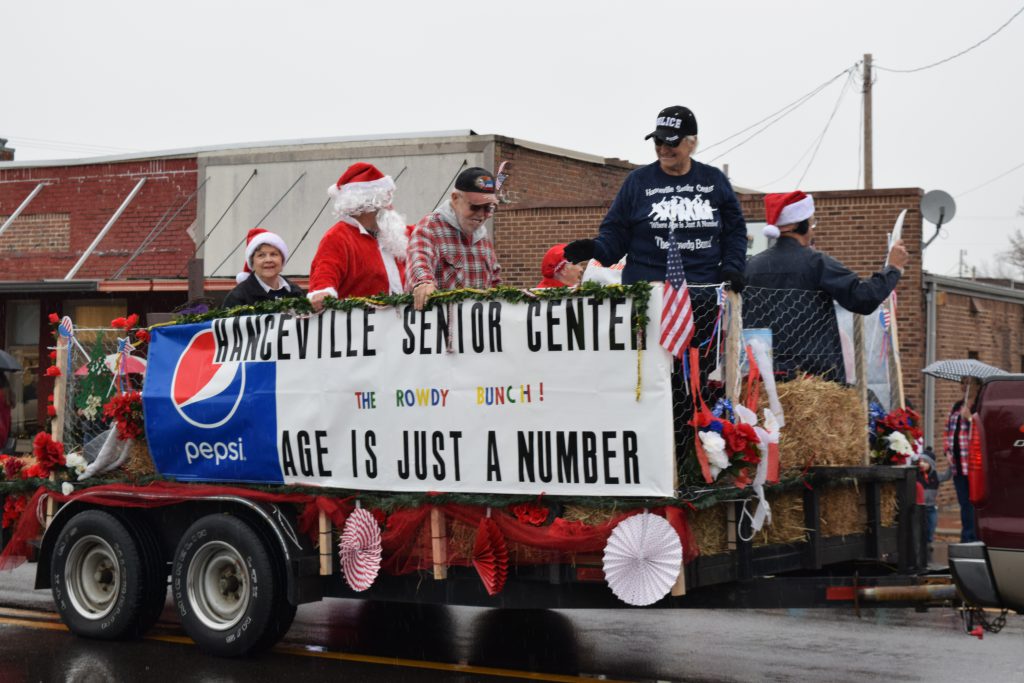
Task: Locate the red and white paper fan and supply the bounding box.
[338,507,382,592]
[602,512,683,606]
[472,516,509,596]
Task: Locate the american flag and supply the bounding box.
[660,228,694,359]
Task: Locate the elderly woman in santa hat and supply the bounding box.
[535,244,583,288]
[222,228,306,308]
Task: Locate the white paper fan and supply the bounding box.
[338,508,382,592]
[602,512,682,606]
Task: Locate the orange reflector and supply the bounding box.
[826,587,856,601]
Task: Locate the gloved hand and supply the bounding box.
[722,269,746,293]
[563,239,596,264]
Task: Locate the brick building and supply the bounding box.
[0,154,199,434]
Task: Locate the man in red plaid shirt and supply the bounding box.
[943,377,979,542]
[407,167,502,310]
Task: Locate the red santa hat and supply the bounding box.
[763,191,815,238]
[236,227,289,284]
[541,244,569,279]
[328,162,396,217]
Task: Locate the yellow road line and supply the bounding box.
[0,616,69,632]
[2,615,627,683]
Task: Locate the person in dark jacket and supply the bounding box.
[743,190,909,381]
[563,105,748,291]
[222,228,305,308]
[916,449,952,554]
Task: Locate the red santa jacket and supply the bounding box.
[308,220,407,299]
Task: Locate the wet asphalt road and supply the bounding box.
[2,563,1023,682]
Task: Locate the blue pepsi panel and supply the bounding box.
[142,321,284,484]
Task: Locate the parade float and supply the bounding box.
[0,282,934,657]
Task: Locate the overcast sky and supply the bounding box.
[3,0,1022,278]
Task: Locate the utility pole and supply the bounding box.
[959,249,967,278]
[862,53,873,190]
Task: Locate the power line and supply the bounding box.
[701,65,856,156]
[875,3,1024,74]
[9,136,141,154]
[797,70,856,186]
[706,66,856,163]
[957,159,1024,197]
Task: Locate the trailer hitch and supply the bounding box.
[959,607,1008,639]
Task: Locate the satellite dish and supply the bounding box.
[921,190,956,249]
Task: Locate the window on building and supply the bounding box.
[5,301,40,439]
[968,350,979,360]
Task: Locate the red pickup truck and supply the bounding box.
[948,374,1024,615]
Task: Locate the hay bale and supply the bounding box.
[119,440,155,479]
[561,504,616,526]
[880,483,899,527]
[447,517,477,563]
[690,504,728,556]
[820,483,867,537]
[754,490,807,546]
[768,376,866,474]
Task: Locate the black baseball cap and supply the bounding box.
[644,105,698,144]
[455,167,498,204]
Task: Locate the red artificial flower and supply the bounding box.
[22,463,49,479]
[3,495,27,529]
[510,502,549,526]
[733,468,753,489]
[32,431,65,473]
[44,365,61,377]
[48,313,59,324]
[103,391,144,440]
[110,317,128,329]
[49,351,57,361]
[47,405,57,417]
[47,394,54,403]
[135,329,150,343]
[125,313,139,329]
[1,455,24,479]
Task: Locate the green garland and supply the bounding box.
[171,282,652,340]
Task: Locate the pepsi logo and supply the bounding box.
[171,329,246,428]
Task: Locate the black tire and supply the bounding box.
[119,513,168,634]
[50,509,149,640]
[172,514,287,657]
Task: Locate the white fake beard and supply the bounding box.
[376,208,409,259]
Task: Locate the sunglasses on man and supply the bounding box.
[653,137,682,148]
[467,202,497,214]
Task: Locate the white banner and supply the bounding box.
[203,290,674,496]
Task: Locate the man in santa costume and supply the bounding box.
[307,162,408,310]
[744,190,909,381]
[222,228,305,308]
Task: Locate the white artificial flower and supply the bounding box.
[65,452,88,476]
[699,430,730,480]
[61,482,74,496]
[886,431,914,456]
[733,404,757,426]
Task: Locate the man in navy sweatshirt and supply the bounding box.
[564,105,748,291]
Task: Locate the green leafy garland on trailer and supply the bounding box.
[171,281,653,334]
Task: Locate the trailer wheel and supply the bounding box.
[51,510,148,640]
[173,515,285,657]
[120,514,168,634]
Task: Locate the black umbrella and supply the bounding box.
[921,359,1004,383]
[0,350,21,372]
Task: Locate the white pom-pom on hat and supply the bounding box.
[763,225,781,239]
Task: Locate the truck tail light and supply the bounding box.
[968,417,986,506]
